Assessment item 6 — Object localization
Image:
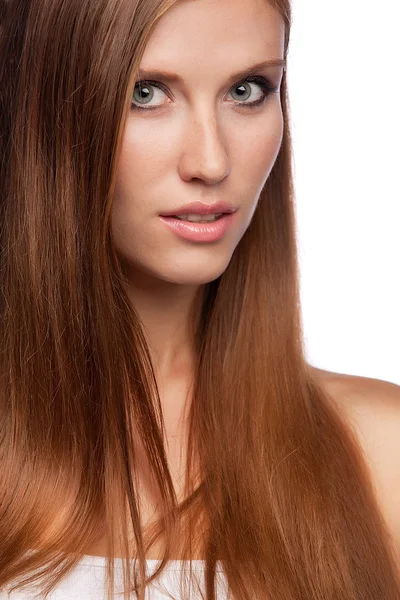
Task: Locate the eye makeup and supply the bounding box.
[131,75,280,112]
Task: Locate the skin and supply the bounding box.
[313,369,400,566]
[91,1,400,559]
[112,0,286,389]
[104,0,285,555]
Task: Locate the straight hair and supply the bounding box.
[1,0,399,598]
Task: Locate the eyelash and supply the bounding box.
[130,76,279,112]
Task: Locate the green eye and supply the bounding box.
[131,81,167,110]
[130,76,279,112]
[132,83,155,105]
[230,82,253,102]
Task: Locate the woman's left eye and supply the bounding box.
[227,76,279,108]
[131,76,279,112]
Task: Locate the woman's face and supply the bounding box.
[112,0,285,286]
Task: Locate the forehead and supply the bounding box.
[141,0,285,72]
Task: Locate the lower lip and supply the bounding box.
[158,213,236,243]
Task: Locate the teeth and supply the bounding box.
[174,213,223,223]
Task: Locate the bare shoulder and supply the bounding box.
[311,366,400,415]
[311,366,400,555]
[311,366,400,468]
[311,367,400,432]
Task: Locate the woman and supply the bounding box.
[0,0,399,598]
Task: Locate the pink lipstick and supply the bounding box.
[159,201,237,243]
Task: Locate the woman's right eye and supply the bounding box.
[131,81,168,111]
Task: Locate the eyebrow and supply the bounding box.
[136,59,286,86]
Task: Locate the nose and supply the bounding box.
[178,109,231,185]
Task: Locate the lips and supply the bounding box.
[159,211,236,242]
[159,200,236,217]
[170,213,223,220]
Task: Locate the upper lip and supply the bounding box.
[159,201,237,217]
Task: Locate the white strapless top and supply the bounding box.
[0,555,229,599]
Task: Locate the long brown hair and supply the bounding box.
[1,0,399,599]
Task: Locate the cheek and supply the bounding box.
[231,105,284,184]
[113,123,172,220]
[117,119,176,180]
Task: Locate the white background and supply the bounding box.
[287,0,399,385]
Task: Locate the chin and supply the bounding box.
[122,248,236,286]
[153,255,233,285]
[159,267,228,286]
